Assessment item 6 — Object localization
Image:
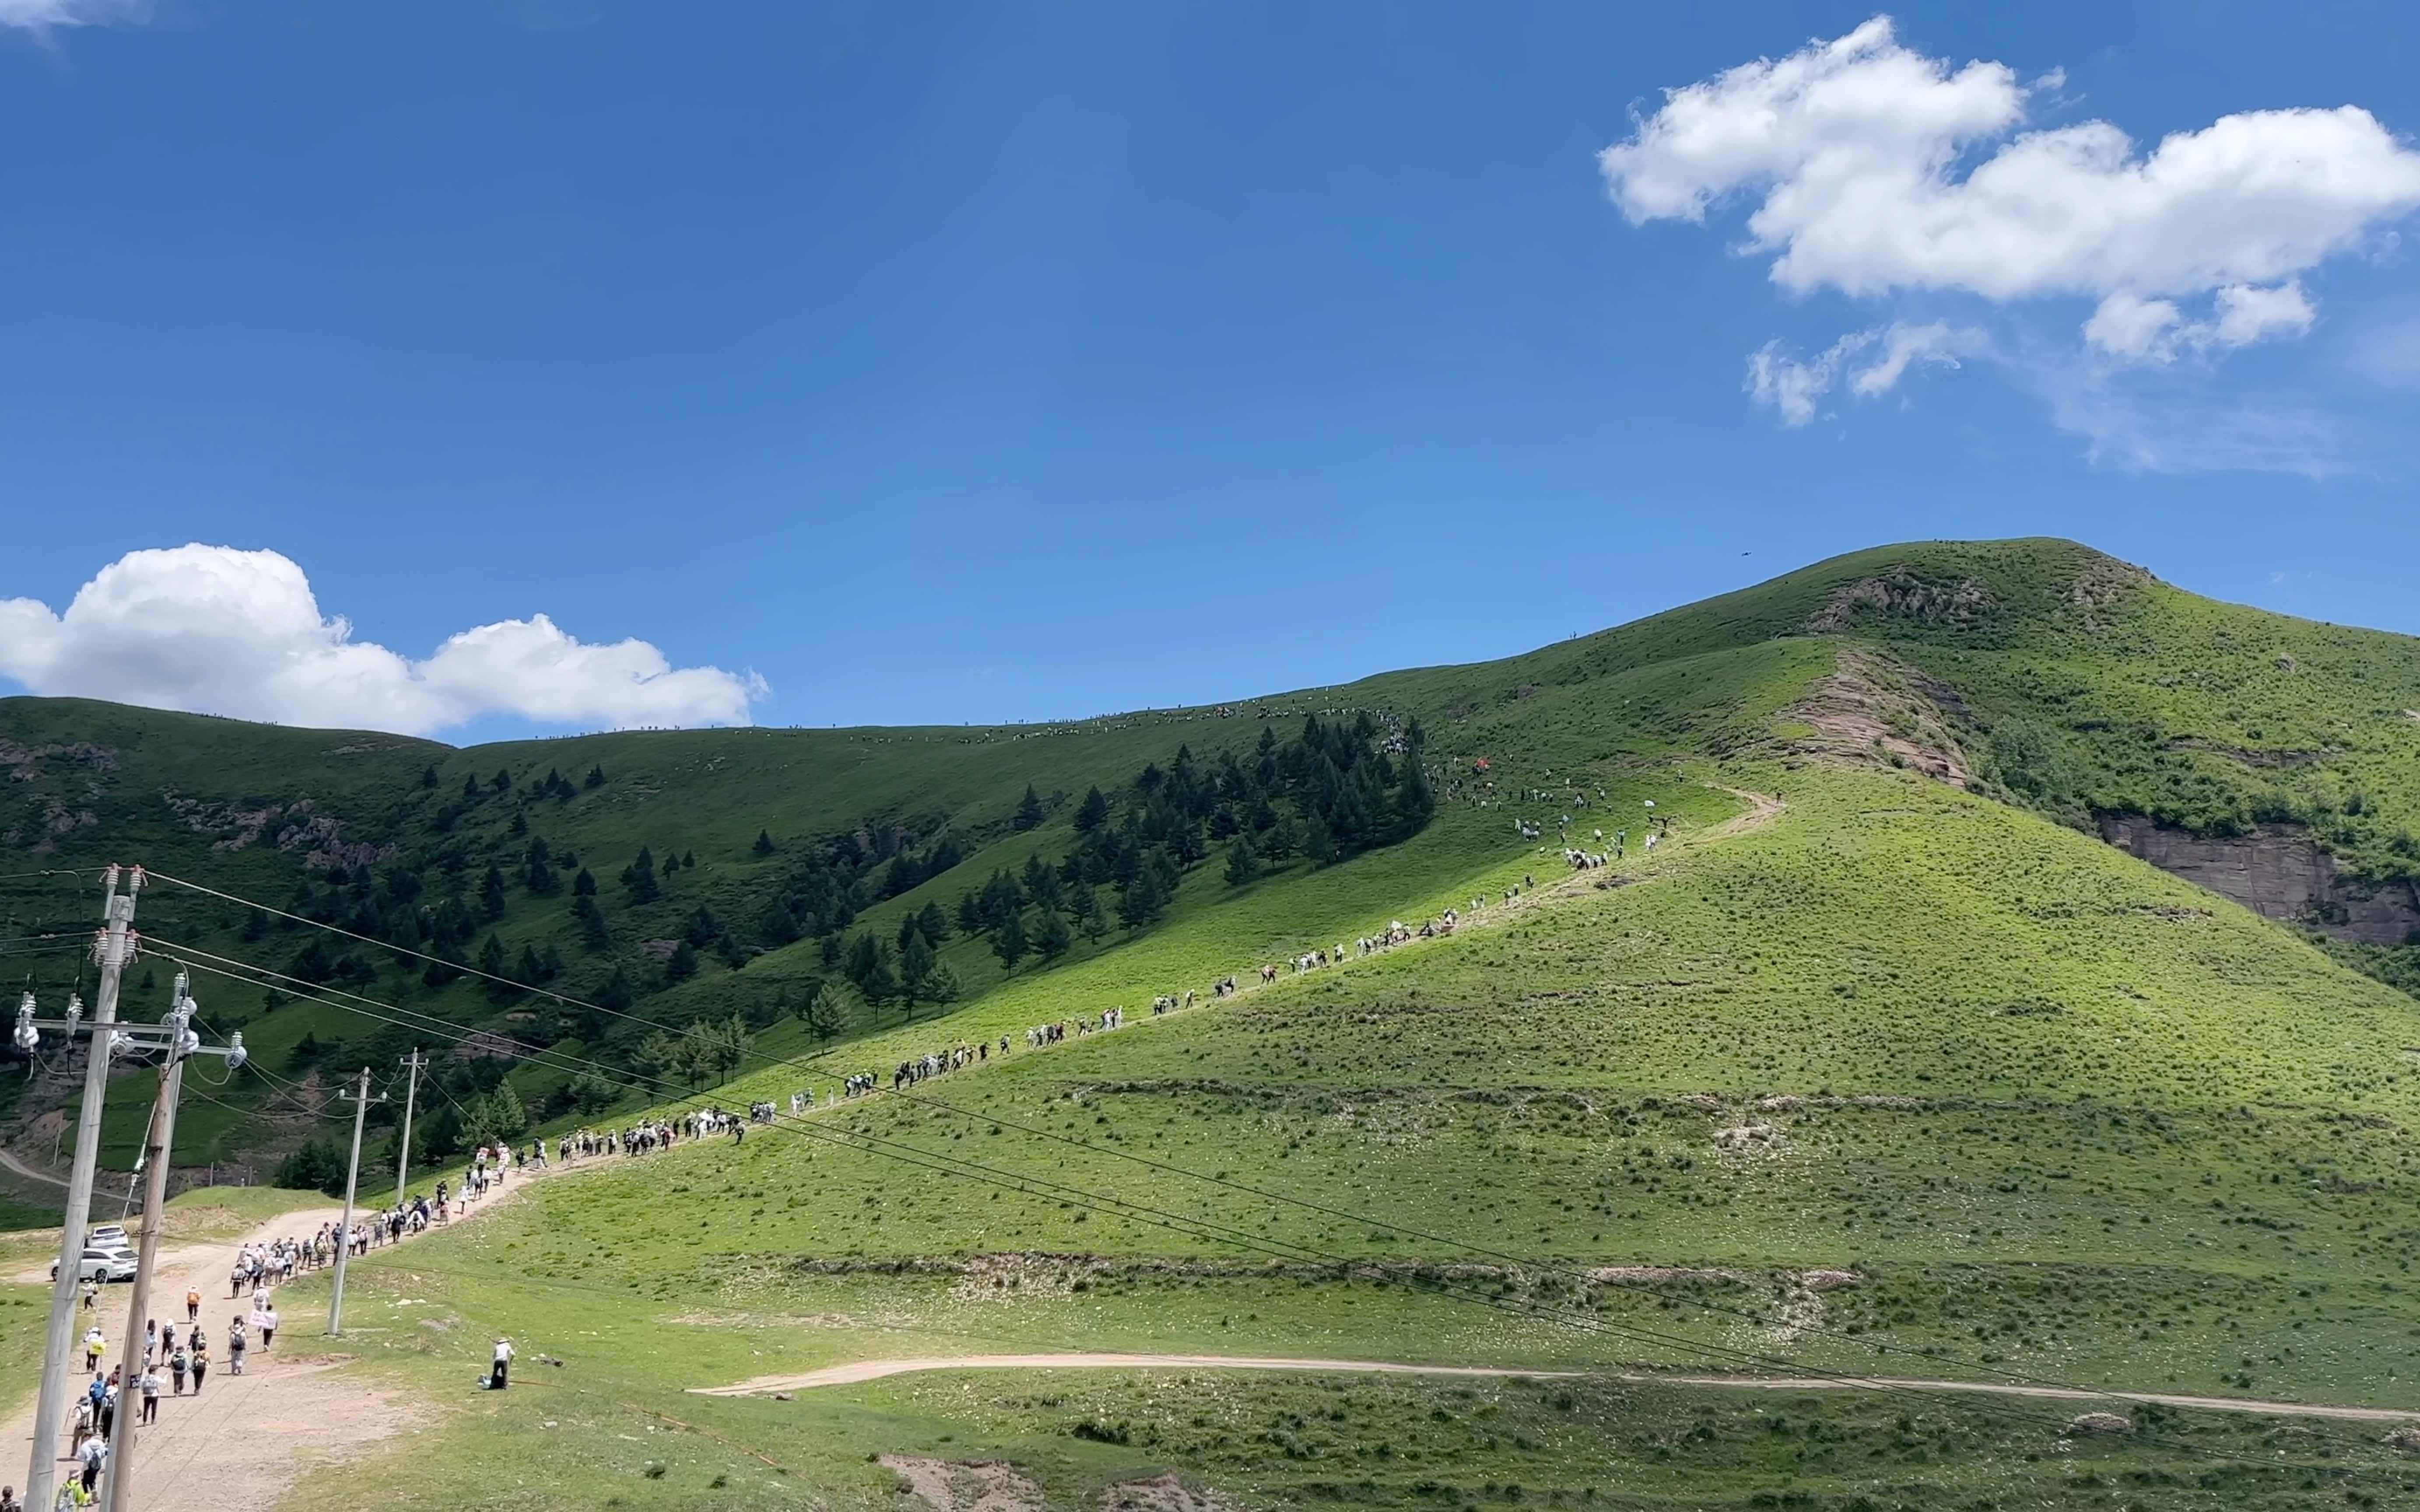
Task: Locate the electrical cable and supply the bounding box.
[146,919,2390,1466]
[144,942,2371,1474]
[131,886,2378,1471]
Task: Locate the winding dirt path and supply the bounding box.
[2,1166,557,1511]
[692,1353,1575,1397]
[692,1351,2419,1424]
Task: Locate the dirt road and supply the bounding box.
[692,1353,1578,1397]
[4,1169,551,1512]
[693,1351,2420,1424]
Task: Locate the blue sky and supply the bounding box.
[1,1,2416,741]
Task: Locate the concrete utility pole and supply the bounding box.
[101,976,194,1512]
[26,864,138,1510]
[393,1048,421,1206]
[13,967,243,1512]
[326,1067,384,1337]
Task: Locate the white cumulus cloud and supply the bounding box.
[0,545,766,737]
[2082,281,2317,363]
[1602,15,2420,410]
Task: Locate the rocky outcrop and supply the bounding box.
[1783,649,1973,788]
[2097,815,2420,946]
[1806,573,1993,634]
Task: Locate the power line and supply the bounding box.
[146,870,679,1034]
[0,868,102,884]
[133,868,2390,1465]
[144,943,2360,1474]
[129,872,2397,1468]
[141,917,2392,1464]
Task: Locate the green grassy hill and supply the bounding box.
[10,538,2420,1510]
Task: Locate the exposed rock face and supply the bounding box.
[2098,815,2420,946]
[1806,573,1993,634]
[1784,649,1972,788]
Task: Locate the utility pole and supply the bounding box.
[13,969,243,1512]
[100,979,191,1512]
[326,1067,384,1337]
[393,1048,421,1206]
[26,864,137,1510]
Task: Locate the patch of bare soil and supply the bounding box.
[881,1454,1045,1512]
[1588,1266,1737,1286]
[1102,1471,1234,1512]
[1784,648,1971,788]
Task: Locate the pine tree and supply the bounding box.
[1304,812,1340,865]
[421,763,440,789]
[491,769,512,793]
[622,848,660,904]
[665,940,699,983]
[1013,784,1046,831]
[1118,868,1166,928]
[753,829,777,856]
[916,900,952,945]
[759,900,804,948]
[478,932,508,976]
[1145,844,1181,898]
[844,932,898,1002]
[573,866,597,897]
[568,1071,619,1114]
[799,980,843,1042]
[1073,785,1110,833]
[1031,906,1072,962]
[462,774,481,801]
[1072,885,1109,945]
[992,909,1029,971]
[478,864,508,921]
[572,893,611,951]
[1224,836,1260,888]
[584,764,606,789]
[515,943,547,984]
[901,930,936,998]
[485,1080,529,1138]
[979,869,1023,930]
[598,966,636,1012]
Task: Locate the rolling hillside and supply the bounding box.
[8,538,2420,1509]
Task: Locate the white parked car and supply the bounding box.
[52,1244,138,1284]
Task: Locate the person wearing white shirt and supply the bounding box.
[489,1337,514,1390]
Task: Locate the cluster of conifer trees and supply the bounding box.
[823,714,1431,1004]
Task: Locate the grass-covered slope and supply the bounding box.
[0,539,2368,1510]
[6,536,2420,1176]
[282,755,2420,1511]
